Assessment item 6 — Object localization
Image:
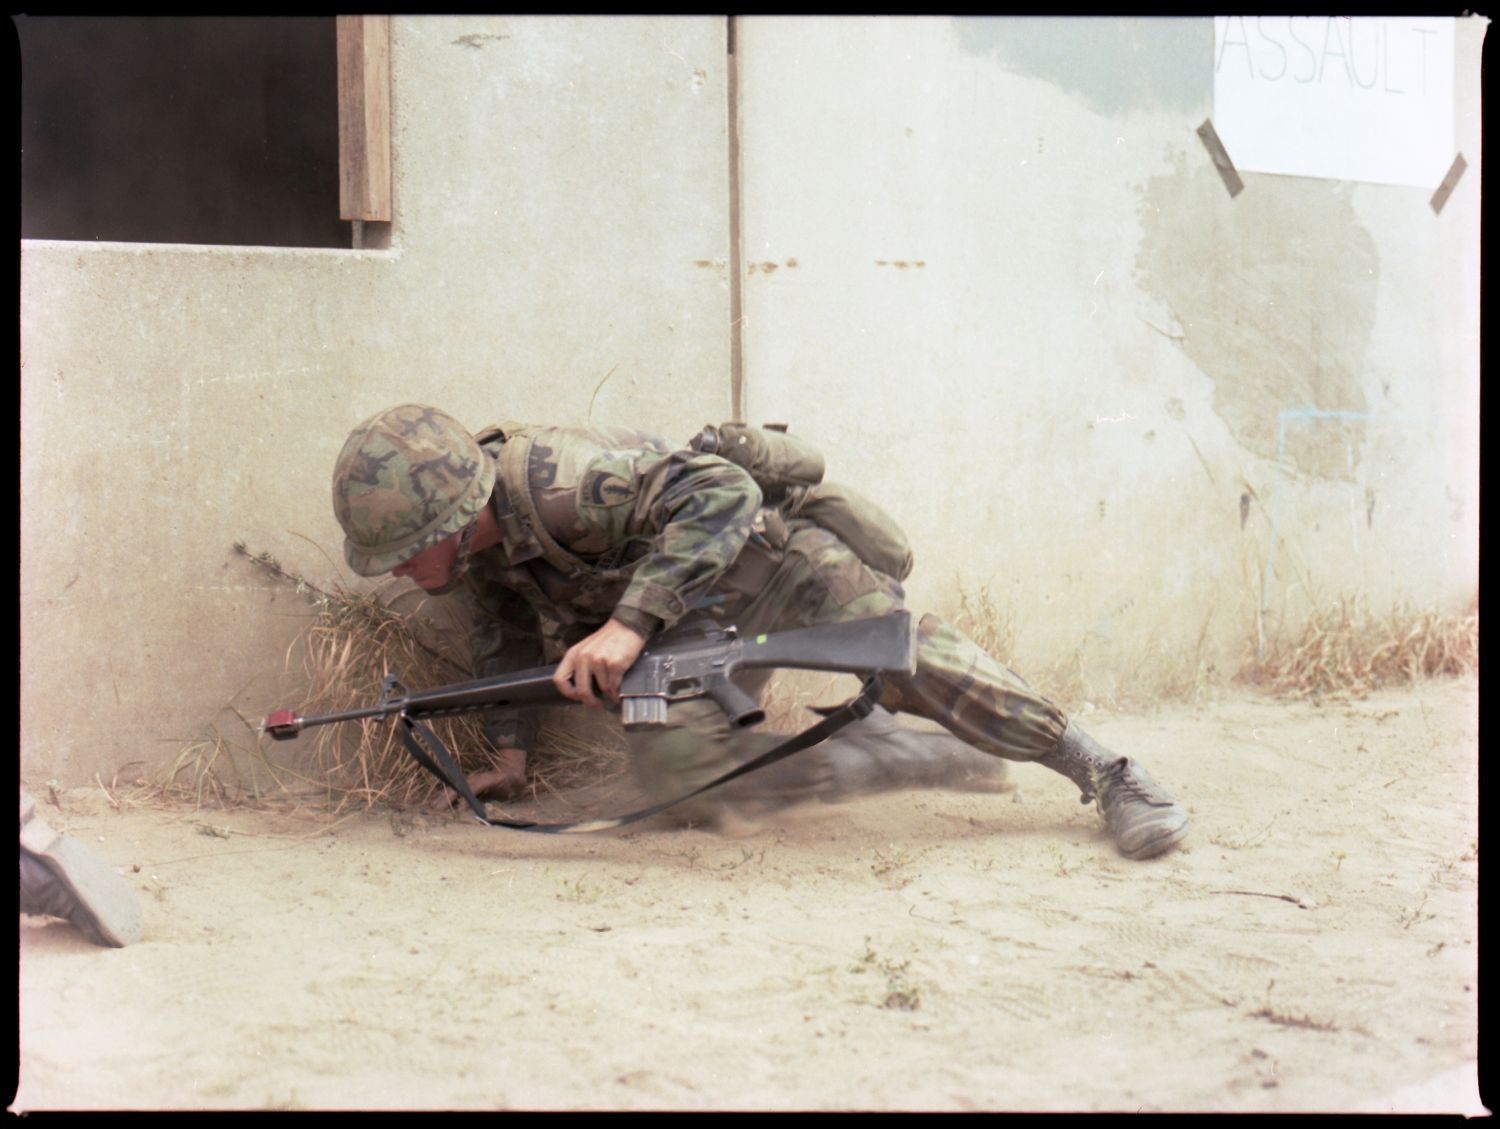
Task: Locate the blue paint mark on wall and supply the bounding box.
[951,16,1212,117]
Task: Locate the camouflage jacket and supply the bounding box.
[460,422,780,684]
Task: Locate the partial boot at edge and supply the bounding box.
[20,791,144,947]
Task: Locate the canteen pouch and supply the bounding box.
[690,422,825,502]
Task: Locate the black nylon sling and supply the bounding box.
[396,676,886,834]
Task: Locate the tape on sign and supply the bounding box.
[1430,154,1467,216]
[1196,119,1244,199]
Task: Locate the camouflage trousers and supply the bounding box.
[628,524,1068,816]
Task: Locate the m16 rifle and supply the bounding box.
[263,613,917,832]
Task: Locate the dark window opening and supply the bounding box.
[18,16,351,249]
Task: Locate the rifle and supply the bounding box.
[263,613,917,832]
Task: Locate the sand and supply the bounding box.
[15,676,1483,1113]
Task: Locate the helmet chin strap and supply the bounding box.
[422,517,479,596]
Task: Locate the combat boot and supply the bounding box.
[1037,723,1189,860]
[20,791,144,947]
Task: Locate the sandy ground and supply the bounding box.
[14,676,1484,1113]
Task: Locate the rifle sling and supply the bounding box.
[396,676,886,834]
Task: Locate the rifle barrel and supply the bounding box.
[402,668,567,715]
[264,702,397,739]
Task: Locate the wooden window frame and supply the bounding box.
[337,15,392,224]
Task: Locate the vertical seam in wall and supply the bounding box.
[726,16,744,421]
[1260,407,1376,653]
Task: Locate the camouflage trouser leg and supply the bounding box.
[626,525,1066,817]
[882,613,1066,761]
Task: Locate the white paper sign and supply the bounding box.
[1212,16,1455,188]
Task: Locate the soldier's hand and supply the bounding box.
[554,619,647,708]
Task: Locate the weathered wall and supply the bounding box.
[20,16,732,783]
[20,16,1482,784]
[734,16,1481,699]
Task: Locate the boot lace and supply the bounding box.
[1094,756,1157,811]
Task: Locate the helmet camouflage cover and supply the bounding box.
[332,404,497,576]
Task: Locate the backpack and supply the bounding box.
[689,422,914,581]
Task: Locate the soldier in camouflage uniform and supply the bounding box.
[333,404,1189,859]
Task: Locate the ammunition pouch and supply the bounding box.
[690,421,914,583]
[714,507,790,605]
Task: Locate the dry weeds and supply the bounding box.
[955,583,1017,662]
[233,544,623,812]
[527,720,631,801]
[161,727,288,809]
[954,580,1475,707]
[1237,593,1478,700]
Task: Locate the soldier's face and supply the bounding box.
[392,532,461,590]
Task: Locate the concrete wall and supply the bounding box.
[735,16,1482,699]
[20,16,732,783]
[20,16,1482,784]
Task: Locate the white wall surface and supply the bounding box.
[19,15,1482,783]
[733,16,1481,697]
[21,16,732,783]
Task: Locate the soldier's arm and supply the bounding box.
[600,450,763,638]
[552,446,761,705]
[463,583,548,750]
[417,585,544,808]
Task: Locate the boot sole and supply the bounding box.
[20,807,144,947]
[1117,817,1190,861]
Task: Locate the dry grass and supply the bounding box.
[527,719,630,801]
[1237,593,1478,700]
[1128,610,1220,707]
[234,544,624,812]
[295,583,482,812]
[757,671,847,733]
[953,580,1476,707]
[160,727,291,809]
[955,583,1016,663]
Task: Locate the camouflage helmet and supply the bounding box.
[332,404,497,576]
